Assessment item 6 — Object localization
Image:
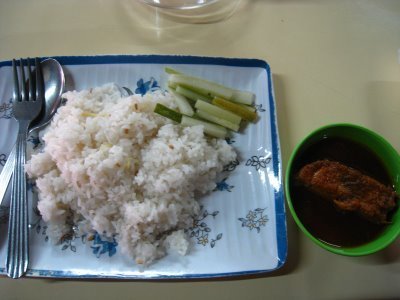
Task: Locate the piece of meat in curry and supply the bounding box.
[296,160,397,224]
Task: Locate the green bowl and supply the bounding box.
[285,123,400,256]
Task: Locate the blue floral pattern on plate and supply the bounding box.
[31,206,118,258]
[90,233,118,258]
[215,177,234,192]
[135,77,160,95]
[254,103,266,113]
[0,99,13,119]
[27,135,42,149]
[246,155,271,171]
[188,206,223,248]
[0,153,6,167]
[238,208,269,233]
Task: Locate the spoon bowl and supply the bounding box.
[30,58,65,131]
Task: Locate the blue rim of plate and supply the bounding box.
[0,54,287,279]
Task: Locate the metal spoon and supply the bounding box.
[0,58,65,207]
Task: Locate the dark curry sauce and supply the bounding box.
[290,137,397,248]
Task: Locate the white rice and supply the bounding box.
[26,83,236,265]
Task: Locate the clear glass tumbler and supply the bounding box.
[140,0,219,10]
[139,0,242,23]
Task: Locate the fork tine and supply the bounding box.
[19,59,27,101]
[27,58,35,101]
[35,58,44,101]
[12,59,20,102]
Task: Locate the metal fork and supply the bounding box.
[6,58,44,279]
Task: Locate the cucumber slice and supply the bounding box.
[212,97,257,122]
[195,100,241,125]
[239,103,256,112]
[231,89,255,105]
[164,67,182,75]
[165,67,255,105]
[196,109,239,132]
[181,115,227,139]
[169,89,194,116]
[168,74,234,100]
[154,103,182,123]
[176,85,212,103]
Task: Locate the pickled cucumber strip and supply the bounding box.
[212,97,257,122]
[165,68,255,105]
[164,67,182,75]
[181,115,227,138]
[239,103,256,112]
[169,89,194,116]
[231,90,255,105]
[195,100,241,125]
[154,103,227,138]
[168,74,234,100]
[176,85,212,103]
[154,103,182,123]
[196,109,240,132]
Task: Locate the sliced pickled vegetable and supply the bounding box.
[166,69,255,106]
[239,103,256,112]
[231,90,255,105]
[154,103,227,138]
[176,85,212,103]
[164,67,182,75]
[169,89,194,116]
[196,109,239,132]
[154,103,182,123]
[161,66,258,138]
[168,74,234,100]
[212,97,257,122]
[181,115,227,138]
[195,100,241,125]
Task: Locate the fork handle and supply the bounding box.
[6,129,29,278]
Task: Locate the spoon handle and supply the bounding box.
[0,143,16,207]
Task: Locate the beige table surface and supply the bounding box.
[0,0,399,299]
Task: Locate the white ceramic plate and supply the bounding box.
[0,55,287,279]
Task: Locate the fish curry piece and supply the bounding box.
[297,160,397,224]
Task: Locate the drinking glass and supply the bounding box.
[139,0,242,23]
[140,0,218,10]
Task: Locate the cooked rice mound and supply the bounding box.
[26,84,236,265]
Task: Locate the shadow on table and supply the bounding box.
[362,81,400,266]
[362,237,400,265]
